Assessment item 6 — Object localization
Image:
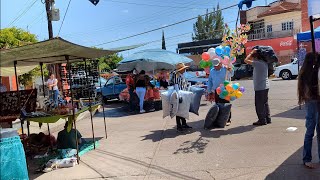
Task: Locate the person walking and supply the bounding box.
[207,58,234,126]
[169,63,192,132]
[47,73,59,107]
[135,70,148,113]
[244,49,271,126]
[126,71,135,112]
[298,53,319,169]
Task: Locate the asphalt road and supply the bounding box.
[30,78,320,180]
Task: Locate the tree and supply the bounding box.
[162,30,166,50]
[98,53,123,72]
[0,27,46,87]
[192,4,224,41]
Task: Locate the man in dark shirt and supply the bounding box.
[57,122,83,149]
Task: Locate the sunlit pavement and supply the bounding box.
[30,79,320,180]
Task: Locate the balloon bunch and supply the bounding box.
[216,81,245,101]
[199,24,251,74]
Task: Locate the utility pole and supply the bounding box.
[45,0,53,39]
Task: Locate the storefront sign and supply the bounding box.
[308,0,320,17]
[245,37,297,55]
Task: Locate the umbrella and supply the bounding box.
[117,49,193,72]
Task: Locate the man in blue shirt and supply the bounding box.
[207,58,234,126]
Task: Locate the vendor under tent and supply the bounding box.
[117,49,193,72]
[0,37,140,164]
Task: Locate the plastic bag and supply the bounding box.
[189,87,205,115]
[176,90,193,120]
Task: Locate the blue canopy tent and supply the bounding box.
[297,26,320,42]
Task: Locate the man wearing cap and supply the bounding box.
[169,63,192,132]
[207,58,234,126]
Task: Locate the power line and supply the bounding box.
[58,0,73,36]
[7,0,38,27]
[106,0,209,9]
[63,0,203,38]
[93,3,238,46]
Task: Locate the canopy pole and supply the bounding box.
[14,61,24,134]
[40,62,51,138]
[97,63,107,139]
[84,58,96,149]
[310,16,316,55]
[67,55,79,164]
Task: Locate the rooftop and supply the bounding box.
[257,2,301,18]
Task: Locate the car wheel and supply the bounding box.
[280,70,292,80]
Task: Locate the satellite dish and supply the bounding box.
[89,0,99,6]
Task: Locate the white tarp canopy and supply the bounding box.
[0,37,140,68]
[0,65,38,76]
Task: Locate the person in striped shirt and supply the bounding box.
[169,63,192,132]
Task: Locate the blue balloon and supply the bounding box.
[230,96,237,101]
[215,46,223,56]
[220,86,225,91]
[232,84,239,90]
[224,46,231,56]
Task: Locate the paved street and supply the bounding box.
[30,79,320,180]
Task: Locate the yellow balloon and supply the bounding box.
[235,91,243,98]
[229,91,236,96]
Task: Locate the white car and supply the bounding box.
[273,58,299,80]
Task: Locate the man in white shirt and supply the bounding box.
[47,73,59,107]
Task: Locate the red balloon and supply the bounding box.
[202,52,210,61]
[216,87,221,95]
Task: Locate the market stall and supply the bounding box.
[0,37,139,170]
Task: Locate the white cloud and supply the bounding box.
[121,9,129,13]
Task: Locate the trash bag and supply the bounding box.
[253,45,279,64]
[204,104,219,129]
[189,86,205,115]
[213,103,232,128]
[161,89,173,118]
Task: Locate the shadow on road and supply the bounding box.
[265,142,320,179]
[141,120,256,154]
[272,106,305,120]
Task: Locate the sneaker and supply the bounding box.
[252,121,267,126]
[226,121,231,126]
[182,125,192,129]
[140,110,146,113]
[177,127,184,132]
[149,108,155,112]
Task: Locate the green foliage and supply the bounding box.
[0,27,37,49]
[0,27,46,86]
[192,4,224,41]
[98,53,123,72]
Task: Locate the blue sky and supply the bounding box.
[1,0,270,56]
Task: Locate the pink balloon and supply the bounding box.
[204,67,210,74]
[221,56,229,65]
[202,52,210,61]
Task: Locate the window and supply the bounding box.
[282,22,294,31]
[267,25,272,32]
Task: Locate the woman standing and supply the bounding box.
[47,73,59,107]
[169,63,192,132]
[135,70,148,113]
[298,53,319,169]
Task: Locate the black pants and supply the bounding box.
[128,88,135,111]
[255,89,271,122]
[176,116,187,128]
[214,90,232,121]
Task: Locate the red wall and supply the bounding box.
[301,0,320,32]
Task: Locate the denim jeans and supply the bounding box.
[50,90,59,107]
[135,87,146,111]
[303,100,320,163]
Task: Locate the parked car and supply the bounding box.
[184,72,208,85]
[231,63,253,80]
[273,58,298,80]
[95,76,127,102]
